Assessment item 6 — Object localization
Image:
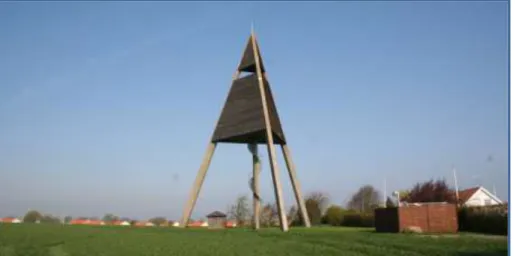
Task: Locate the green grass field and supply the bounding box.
[0,224,507,256]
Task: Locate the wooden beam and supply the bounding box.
[180,67,241,227]
[179,142,217,227]
[251,32,289,232]
[281,144,311,227]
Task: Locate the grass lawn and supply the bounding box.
[0,224,507,256]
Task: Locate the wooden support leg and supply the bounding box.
[264,143,289,231]
[253,150,261,230]
[281,145,311,228]
[251,31,288,232]
[180,142,217,227]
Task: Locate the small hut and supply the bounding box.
[206,211,227,229]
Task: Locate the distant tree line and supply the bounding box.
[15,177,506,235]
[225,178,497,229]
[19,211,170,227]
[225,184,382,228]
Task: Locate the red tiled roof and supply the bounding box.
[187,221,207,227]
[70,219,88,225]
[69,219,104,225]
[225,221,236,228]
[0,218,19,223]
[88,220,104,225]
[458,187,480,202]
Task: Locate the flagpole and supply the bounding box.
[453,166,460,203]
[383,178,387,207]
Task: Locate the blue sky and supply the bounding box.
[0,2,508,220]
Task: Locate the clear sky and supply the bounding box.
[0,1,508,220]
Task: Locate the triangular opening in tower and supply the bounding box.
[237,35,266,74]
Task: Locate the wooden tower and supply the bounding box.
[179,29,311,232]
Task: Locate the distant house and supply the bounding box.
[133,222,145,227]
[0,217,21,224]
[206,211,227,229]
[69,219,105,225]
[89,220,105,226]
[458,186,503,206]
[169,221,180,227]
[187,220,208,228]
[69,219,88,225]
[133,221,154,227]
[225,221,237,228]
[111,220,131,226]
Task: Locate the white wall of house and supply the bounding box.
[464,187,502,206]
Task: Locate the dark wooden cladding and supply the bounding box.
[263,76,286,143]
[212,74,264,143]
[211,74,286,145]
[238,36,265,73]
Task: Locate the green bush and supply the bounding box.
[324,205,344,226]
[458,205,507,235]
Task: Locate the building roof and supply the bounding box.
[458,187,480,202]
[69,219,104,225]
[89,220,104,225]
[206,211,227,218]
[187,221,208,227]
[111,220,129,225]
[70,219,88,224]
[458,186,503,205]
[225,221,237,228]
[0,217,20,223]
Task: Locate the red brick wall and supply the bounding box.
[423,204,458,233]
[398,205,429,231]
[375,204,458,233]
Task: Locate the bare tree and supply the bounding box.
[41,214,61,224]
[23,210,42,223]
[346,185,381,213]
[64,216,73,224]
[260,202,278,227]
[102,213,119,224]
[228,195,251,226]
[287,205,297,226]
[302,191,330,225]
[149,217,167,226]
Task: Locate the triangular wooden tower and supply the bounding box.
[180,30,311,232]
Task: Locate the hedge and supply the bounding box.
[458,204,508,235]
[341,213,375,227]
[321,204,508,234]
